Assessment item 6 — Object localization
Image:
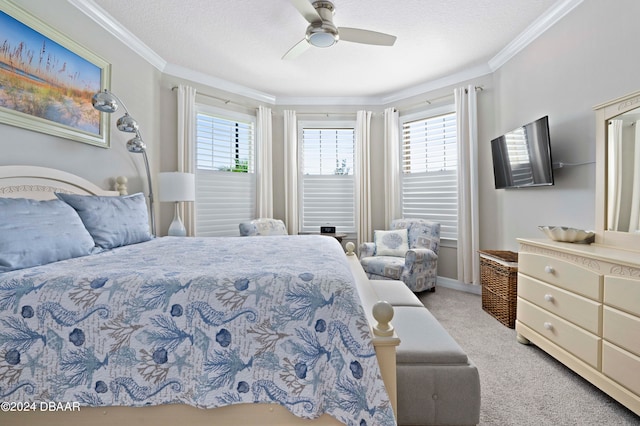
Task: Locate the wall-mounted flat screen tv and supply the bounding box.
[491,115,554,189]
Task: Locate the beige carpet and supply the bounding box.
[418,286,640,426]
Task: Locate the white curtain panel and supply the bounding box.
[629,120,640,232]
[284,110,299,235]
[607,120,623,231]
[256,105,273,218]
[455,86,480,285]
[383,107,401,227]
[176,84,197,236]
[356,110,373,248]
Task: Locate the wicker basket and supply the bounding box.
[480,250,518,328]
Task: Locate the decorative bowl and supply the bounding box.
[538,226,595,244]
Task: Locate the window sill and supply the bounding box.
[440,238,458,249]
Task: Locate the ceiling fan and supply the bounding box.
[283,0,397,59]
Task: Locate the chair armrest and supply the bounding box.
[359,242,376,258]
[405,248,438,265]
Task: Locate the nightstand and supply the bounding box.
[320,232,347,243]
[300,232,347,243]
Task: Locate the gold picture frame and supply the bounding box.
[0,0,111,148]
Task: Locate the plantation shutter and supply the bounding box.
[401,112,458,240]
[299,124,356,233]
[195,108,255,236]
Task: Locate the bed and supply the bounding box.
[0,165,399,426]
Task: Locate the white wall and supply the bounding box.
[0,0,161,210]
[489,0,640,251]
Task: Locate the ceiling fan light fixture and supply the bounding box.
[284,0,396,59]
[306,21,338,48]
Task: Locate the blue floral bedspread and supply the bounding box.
[0,235,395,425]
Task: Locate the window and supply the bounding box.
[298,121,355,233]
[195,106,255,236]
[400,109,458,240]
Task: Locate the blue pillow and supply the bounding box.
[56,193,152,249]
[0,198,96,272]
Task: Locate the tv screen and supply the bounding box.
[491,116,554,189]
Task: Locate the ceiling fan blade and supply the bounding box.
[289,0,321,23]
[282,38,311,60]
[339,27,397,46]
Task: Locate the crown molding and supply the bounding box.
[488,0,584,71]
[70,0,582,106]
[275,95,383,106]
[380,64,493,106]
[67,0,166,70]
[276,63,493,106]
[163,64,276,105]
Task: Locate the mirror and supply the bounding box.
[594,90,640,252]
[607,106,640,233]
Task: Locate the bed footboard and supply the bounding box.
[345,242,400,416]
[1,404,345,426]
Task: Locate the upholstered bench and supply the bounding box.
[370,279,424,307]
[370,280,481,426]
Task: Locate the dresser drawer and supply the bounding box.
[517,298,600,368]
[603,306,640,357]
[518,274,601,334]
[604,275,640,317]
[518,252,602,300]
[602,341,640,396]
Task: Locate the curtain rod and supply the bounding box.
[398,85,484,112]
[171,86,253,109]
[170,87,367,115]
[170,87,366,116]
[294,111,359,116]
[172,85,483,112]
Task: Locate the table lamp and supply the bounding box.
[158,172,196,236]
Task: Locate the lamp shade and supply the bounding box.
[158,172,195,202]
[92,90,119,113]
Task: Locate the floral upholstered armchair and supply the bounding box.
[359,218,440,292]
[239,218,288,236]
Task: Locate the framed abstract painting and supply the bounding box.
[0,0,111,148]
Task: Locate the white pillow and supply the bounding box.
[374,229,409,257]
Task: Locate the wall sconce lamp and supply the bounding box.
[158,172,195,236]
[92,89,156,236]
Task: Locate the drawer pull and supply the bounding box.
[543,322,554,331]
[544,265,555,274]
[544,294,554,302]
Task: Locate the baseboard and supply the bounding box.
[437,276,482,295]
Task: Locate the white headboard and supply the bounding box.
[0,165,120,200]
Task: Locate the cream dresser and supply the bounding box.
[516,238,640,416]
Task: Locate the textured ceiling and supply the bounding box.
[85,0,564,102]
